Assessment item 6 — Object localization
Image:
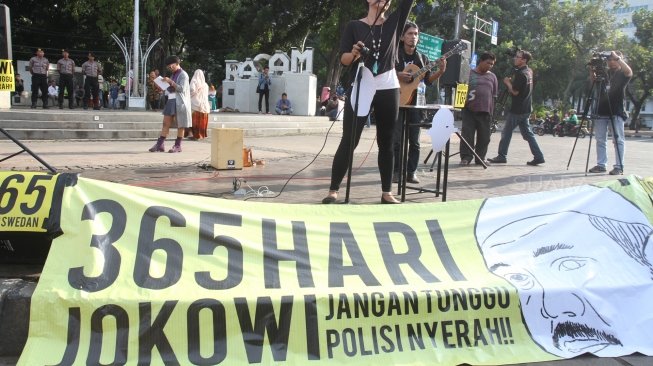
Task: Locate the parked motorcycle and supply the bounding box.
[553,122,588,138]
[533,118,556,136]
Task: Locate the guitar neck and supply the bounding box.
[414,62,438,80]
[410,48,459,80]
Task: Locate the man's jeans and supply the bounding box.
[497,112,544,161]
[594,115,625,170]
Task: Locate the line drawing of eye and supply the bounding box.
[506,272,534,290]
[552,257,595,272]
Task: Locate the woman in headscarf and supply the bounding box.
[188,69,211,139]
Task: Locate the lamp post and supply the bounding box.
[470,12,494,58]
[132,0,140,97]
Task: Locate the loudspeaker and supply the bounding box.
[440,39,471,87]
[211,128,244,170]
[0,5,11,60]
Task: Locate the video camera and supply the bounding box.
[587,51,611,77]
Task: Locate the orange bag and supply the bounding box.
[243,147,253,167]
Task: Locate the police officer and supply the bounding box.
[57,49,75,109]
[82,52,102,110]
[28,48,49,109]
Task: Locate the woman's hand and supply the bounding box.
[351,41,366,58]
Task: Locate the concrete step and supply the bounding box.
[0,120,162,130]
[0,108,336,140]
[0,109,160,123]
[0,119,332,130]
[1,127,333,140]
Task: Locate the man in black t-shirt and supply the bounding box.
[392,21,446,184]
[488,50,545,166]
[588,51,632,176]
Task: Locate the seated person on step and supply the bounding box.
[275,93,294,115]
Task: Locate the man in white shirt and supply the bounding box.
[47,80,59,107]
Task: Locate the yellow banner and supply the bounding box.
[18,175,653,365]
[0,59,15,91]
[454,83,468,109]
[0,171,59,234]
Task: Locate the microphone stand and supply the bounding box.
[343,60,365,203]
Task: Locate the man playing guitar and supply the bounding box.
[393,21,446,184]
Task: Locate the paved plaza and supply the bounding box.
[1,126,652,204]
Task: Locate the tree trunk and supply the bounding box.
[627,89,651,133]
[326,50,342,89]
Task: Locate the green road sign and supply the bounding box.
[417,33,443,60]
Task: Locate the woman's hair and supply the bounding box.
[165,55,180,66]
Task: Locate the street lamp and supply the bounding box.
[132,0,140,97]
[470,12,495,58]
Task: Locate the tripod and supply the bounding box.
[566,73,623,175]
[0,128,56,173]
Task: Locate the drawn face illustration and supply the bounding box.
[479,211,653,358]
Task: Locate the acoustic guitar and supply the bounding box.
[399,41,468,106]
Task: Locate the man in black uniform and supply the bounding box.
[57,49,75,109]
[28,48,49,109]
[82,52,102,110]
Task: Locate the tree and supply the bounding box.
[625,9,653,131]
[537,1,618,106]
[4,0,120,64]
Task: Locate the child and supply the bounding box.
[117,86,126,109]
[109,79,119,109]
[208,85,217,112]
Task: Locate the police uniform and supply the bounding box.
[82,53,102,109]
[57,50,76,109]
[29,49,49,108]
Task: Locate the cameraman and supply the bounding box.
[589,51,632,175]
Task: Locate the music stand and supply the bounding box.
[0,128,57,173]
[399,106,485,202]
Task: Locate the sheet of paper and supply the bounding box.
[154,76,170,90]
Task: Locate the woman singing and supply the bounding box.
[322,0,414,204]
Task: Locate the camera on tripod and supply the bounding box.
[587,52,611,77]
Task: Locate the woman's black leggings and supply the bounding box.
[328,88,399,193]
